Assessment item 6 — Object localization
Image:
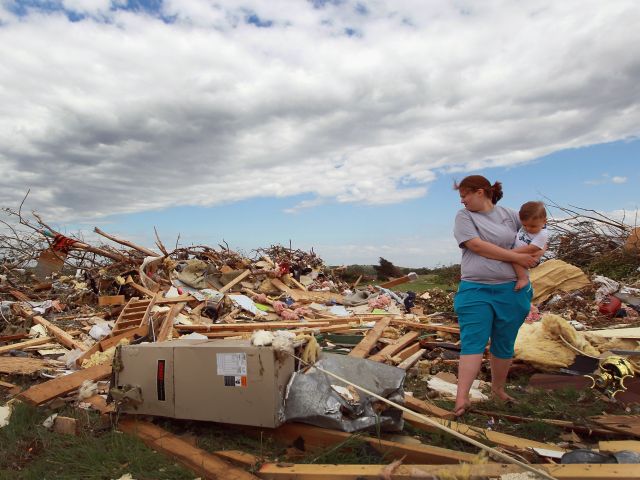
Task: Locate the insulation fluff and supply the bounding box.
[514,314,599,370]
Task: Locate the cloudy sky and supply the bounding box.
[1,0,638,267]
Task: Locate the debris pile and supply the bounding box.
[1,208,640,479]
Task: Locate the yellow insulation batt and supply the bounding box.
[514,314,600,370]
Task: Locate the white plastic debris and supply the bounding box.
[89,322,112,340]
[42,413,58,428]
[228,294,267,316]
[0,405,11,428]
[251,330,274,346]
[29,324,48,338]
[178,332,208,340]
[78,380,98,400]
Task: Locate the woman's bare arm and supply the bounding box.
[464,238,538,268]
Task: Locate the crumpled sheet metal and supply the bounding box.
[283,353,405,433]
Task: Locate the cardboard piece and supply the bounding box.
[113,339,294,428]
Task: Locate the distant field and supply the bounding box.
[370,274,458,293]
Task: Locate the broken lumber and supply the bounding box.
[378,272,418,289]
[157,302,186,342]
[367,331,419,362]
[220,269,252,293]
[396,349,425,370]
[270,278,344,304]
[269,423,476,464]
[403,394,454,420]
[97,295,126,306]
[589,414,640,438]
[19,363,112,405]
[0,357,54,375]
[348,317,391,358]
[257,463,640,480]
[404,412,565,454]
[0,336,53,355]
[119,418,258,480]
[599,440,640,453]
[16,305,87,352]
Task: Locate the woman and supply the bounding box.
[452,175,540,416]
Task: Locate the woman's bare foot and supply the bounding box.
[453,401,471,417]
[492,389,517,403]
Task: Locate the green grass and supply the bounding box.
[0,403,194,480]
[371,274,458,293]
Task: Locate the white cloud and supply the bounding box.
[585,173,630,185]
[0,1,639,221]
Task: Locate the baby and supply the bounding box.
[512,201,548,290]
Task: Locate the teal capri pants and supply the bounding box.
[453,280,532,358]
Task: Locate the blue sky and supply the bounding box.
[1,1,639,267]
[66,138,638,267]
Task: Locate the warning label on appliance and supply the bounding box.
[224,375,247,387]
[216,352,247,376]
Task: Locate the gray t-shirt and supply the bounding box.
[453,206,521,284]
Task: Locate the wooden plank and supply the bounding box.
[397,349,425,370]
[118,418,258,480]
[269,423,476,464]
[19,363,112,405]
[176,321,331,332]
[156,295,196,304]
[127,280,156,298]
[0,336,53,355]
[368,332,419,362]
[32,313,87,351]
[9,289,32,302]
[282,274,308,291]
[257,463,640,480]
[0,333,30,342]
[157,302,186,342]
[392,342,422,363]
[220,269,252,293]
[403,394,454,420]
[390,319,460,334]
[98,295,126,306]
[0,380,18,389]
[590,415,640,438]
[213,450,259,467]
[76,325,148,367]
[587,327,640,339]
[405,412,565,454]
[81,394,115,414]
[0,357,52,375]
[348,317,391,358]
[599,440,640,453]
[270,278,344,304]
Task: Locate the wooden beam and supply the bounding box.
[75,325,147,368]
[403,394,454,420]
[270,278,344,304]
[391,342,422,363]
[367,332,419,362]
[599,440,640,453]
[98,295,126,306]
[213,450,260,468]
[19,363,112,405]
[175,321,331,332]
[390,319,460,334]
[119,418,258,480]
[220,269,252,293]
[348,317,391,358]
[257,463,640,480]
[269,423,476,464]
[396,349,425,370]
[404,412,565,454]
[0,336,53,355]
[0,357,52,375]
[155,295,196,304]
[17,305,88,352]
[157,302,186,342]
